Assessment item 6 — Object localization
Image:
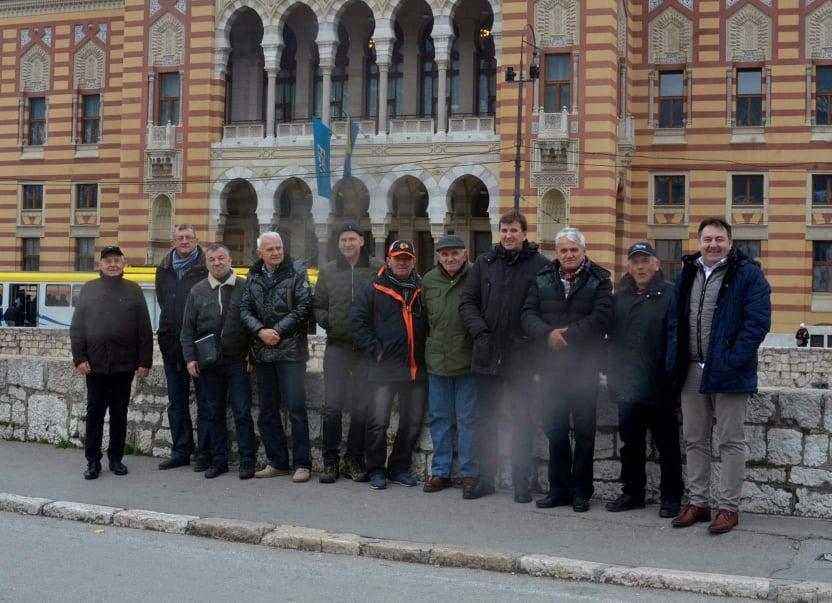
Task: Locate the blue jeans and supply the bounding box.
[163,360,210,462]
[255,361,310,470]
[428,374,479,478]
[199,355,257,464]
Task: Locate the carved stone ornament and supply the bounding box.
[531,172,578,189]
[807,2,832,59]
[21,44,51,92]
[727,4,771,62]
[20,29,31,48]
[150,0,162,16]
[649,8,692,64]
[536,0,578,48]
[149,13,185,67]
[618,0,627,56]
[74,41,106,89]
[98,23,108,43]
[176,0,187,14]
[74,25,85,44]
[43,27,53,47]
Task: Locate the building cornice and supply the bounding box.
[0,0,123,19]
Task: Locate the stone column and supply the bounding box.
[71,94,78,144]
[315,222,331,267]
[378,63,390,134]
[265,68,277,137]
[321,66,333,126]
[436,59,448,134]
[316,30,337,126]
[371,222,389,259]
[178,69,185,125]
[147,72,156,125]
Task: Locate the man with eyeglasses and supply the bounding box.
[155,224,210,471]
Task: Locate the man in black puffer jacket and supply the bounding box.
[181,243,256,481]
[605,243,683,518]
[350,240,428,491]
[459,210,549,502]
[155,224,209,471]
[522,227,613,513]
[240,232,313,483]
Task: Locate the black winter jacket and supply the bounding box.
[314,248,382,344]
[240,258,312,364]
[180,273,250,363]
[155,247,208,365]
[349,267,428,382]
[70,273,153,373]
[606,271,675,406]
[459,241,549,375]
[521,258,613,382]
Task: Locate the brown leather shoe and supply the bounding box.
[708,509,739,534]
[423,476,453,493]
[671,504,711,528]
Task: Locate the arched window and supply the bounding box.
[276,26,297,123]
[448,23,460,115]
[313,45,322,117]
[476,19,496,116]
[419,20,437,117]
[389,25,405,118]
[330,24,350,119]
[151,195,173,241]
[365,41,378,118]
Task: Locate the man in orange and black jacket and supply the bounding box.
[349,240,428,491]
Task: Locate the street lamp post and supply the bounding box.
[505,24,539,211]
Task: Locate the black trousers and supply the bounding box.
[618,402,684,503]
[199,356,257,465]
[85,372,134,464]
[365,380,427,475]
[543,382,598,501]
[322,343,369,465]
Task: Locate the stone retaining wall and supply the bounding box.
[1,351,830,518]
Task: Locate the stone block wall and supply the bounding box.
[1,348,830,518]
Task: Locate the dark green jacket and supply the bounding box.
[314,248,381,344]
[423,262,473,377]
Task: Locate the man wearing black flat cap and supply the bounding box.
[314,222,381,483]
[605,242,683,517]
[70,245,153,480]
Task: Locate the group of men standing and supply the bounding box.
[69,211,770,535]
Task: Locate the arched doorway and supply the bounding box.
[388,175,433,274]
[447,175,492,259]
[275,178,317,267]
[222,179,259,265]
[539,188,567,257]
[225,8,265,126]
[330,176,372,261]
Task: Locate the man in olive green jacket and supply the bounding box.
[422,235,482,499]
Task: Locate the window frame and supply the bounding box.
[658,70,685,129]
[736,68,763,127]
[75,182,99,211]
[652,174,686,207]
[816,65,832,126]
[542,53,571,114]
[157,71,181,126]
[731,174,765,207]
[80,93,101,144]
[813,240,832,293]
[654,239,683,283]
[75,237,96,271]
[28,96,46,145]
[21,237,40,271]
[812,173,832,206]
[21,183,44,211]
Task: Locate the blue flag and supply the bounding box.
[312,116,332,201]
[343,117,360,179]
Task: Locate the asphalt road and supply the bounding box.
[0,513,743,603]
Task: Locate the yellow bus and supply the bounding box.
[0,266,318,330]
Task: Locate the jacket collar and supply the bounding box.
[335,246,371,269]
[487,240,540,264]
[618,269,666,295]
[208,270,236,289]
[160,246,204,272]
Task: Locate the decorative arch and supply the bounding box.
[808,1,832,60]
[150,194,173,240]
[74,41,106,89]
[648,7,692,64]
[539,188,568,243]
[20,44,51,92]
[273,0,326,35]
[438,165,499,217]
[210,166,267,227]
[726,4,771,62]
[149,12,186,67]
[535,0,578,48]
[377,163,440,216]
[330,0,382,25]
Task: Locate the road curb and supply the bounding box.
[3,492,830,601]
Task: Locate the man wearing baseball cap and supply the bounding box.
[70,245,153,480]
[422,235,483,499]
[605,242,683,517]
[314,222,381,483]
[350,239,428,490]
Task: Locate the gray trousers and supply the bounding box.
[680,362,747,512]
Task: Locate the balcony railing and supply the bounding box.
[618,115,635,146]
[448,115,495,134]
[276,121,313,139]
[223,122,264,141]
[331,119,376,138]
[389,117,434,135]
[146,123,177,149]
[538,108,570,140]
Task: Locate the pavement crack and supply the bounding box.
[767,538,801,579]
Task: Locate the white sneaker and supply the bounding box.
[292,467,311,483]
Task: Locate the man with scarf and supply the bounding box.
[459,210,549,502]
[350,240,428,491]
[180,243,256,479]
[155,224,210,471]
[71,245,153,479]
[521,227,613,512]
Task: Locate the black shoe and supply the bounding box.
[659,500,682,518]
[238,462,255,480]
[573,497,590,513]
[605,494,645,513]
[158,456,189,470]
[193,457,211,473]
[514,482,532,504]
[109,461,128,476]
[319,463,339,484]
[83,461,101,480]
[535,493,572,509]
[205,463,228,479]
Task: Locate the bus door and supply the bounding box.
[10,284,38,327]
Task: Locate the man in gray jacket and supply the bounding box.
[181,243,256,480]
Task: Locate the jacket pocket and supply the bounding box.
[472,334,492,369]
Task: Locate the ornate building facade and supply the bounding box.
[0,0,831,332]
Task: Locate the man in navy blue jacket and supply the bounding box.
[666,217,771,534]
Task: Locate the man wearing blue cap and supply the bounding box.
[605,242,683,517]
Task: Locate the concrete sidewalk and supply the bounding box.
[2,440,831,598]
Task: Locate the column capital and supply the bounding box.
[432,35,454,63]
[263,43,283,72]
[372,37,393,66]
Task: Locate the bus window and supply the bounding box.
[72,284,83,306]
[45,284,71,307]
[10,284,37,327]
